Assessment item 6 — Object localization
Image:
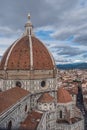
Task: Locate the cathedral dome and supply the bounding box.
[57,87,72,103]
[0,14,55,71]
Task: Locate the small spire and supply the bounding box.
[24,13,34,36]
[26,13,32,25]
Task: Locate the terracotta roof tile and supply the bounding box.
[57,87,72,103]
[0,36,54,70]
[67,87,78,95]
[20,110,43,130]
[0,87,29,114]
[32,36,54,70]
[57,117,81,124]
[38,93,54,103]
[0,43,14,70]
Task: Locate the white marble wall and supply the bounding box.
[57,103,74,120]
[46,111,57,130]
[37,102,55,111]
[56,119,84,130]
[2,78,56,93]
[0,94,30,129]
[37,112,47,130]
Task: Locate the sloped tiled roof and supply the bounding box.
[20,110,43,130]
[67,87,78,95]
[0,87,29,114]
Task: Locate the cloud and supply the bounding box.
[56,46,86,57]
[0,26,22,38]
[74,33,87,45]
[83,53,87,58]
[50,6,87,46]
[0,0,80,29]
[0,0,87,64]
[0,37,16,55]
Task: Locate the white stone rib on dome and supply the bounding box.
[4,36,25,70]
[35,37,55,67]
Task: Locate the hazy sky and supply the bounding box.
[0,0,87,64]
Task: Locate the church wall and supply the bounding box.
[46,111,57,130]
[56,102,84,130]
[3,69,55,79]
[37,112,47,130]
[30,94,41,109]
[71,94,77,105]
[30,90,56,110]
[0,70,5,79]
[56,119,84,130]
[2,77,56,93]
[57,103,75,120]
[37,102,55,111]
[0,94,30,129]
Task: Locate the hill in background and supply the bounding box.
[57,63,87,70]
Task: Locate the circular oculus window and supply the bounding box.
[41,81,46,87]
[16,81,22,88]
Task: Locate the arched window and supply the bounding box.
[60,110,62,118]
[7,121,12,130]
[25,105,27,112]
[16,81,22,87]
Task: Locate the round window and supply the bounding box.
[16,81,22,87]
[41,81,46,87]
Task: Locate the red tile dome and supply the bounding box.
[0,14,55,70]
[57,87,72,103]
[38,93,54,103]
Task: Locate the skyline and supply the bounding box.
[0,0,87,64]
